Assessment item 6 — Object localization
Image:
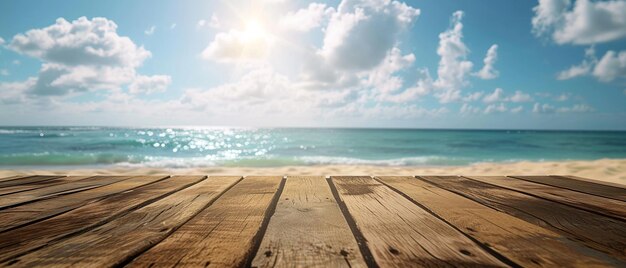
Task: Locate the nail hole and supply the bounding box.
[340,249,349,257]
[264,250,272,257]
[388,246,400,255]
[459,249,472,256]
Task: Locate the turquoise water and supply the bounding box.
[0,127,625,168]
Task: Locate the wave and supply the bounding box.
[0,129,35,134]
[0,152,473,167]
[296,156,470,166]
[0,153,144,166]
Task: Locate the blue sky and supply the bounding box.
[0,0,625,129]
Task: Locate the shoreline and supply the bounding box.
[1,158,625,186]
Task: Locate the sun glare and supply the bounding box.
[241,20,267,41]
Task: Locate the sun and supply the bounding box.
[241,20,268,41]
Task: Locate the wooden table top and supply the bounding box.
[0,175,624,267]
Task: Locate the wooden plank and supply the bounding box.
[0,176,23,183]
[0,176,131,210]
[1,176,241,267]
[470,176,626,221]
[0,176,166,233]
[251,176,367,268]
[330,176,506,267]
[560,175,626,189]
[0,176,206,263]
[0,176,65,188]
[127,176,283,267]
[420,176,626,262]
[377,176,617,267]
[512,175,626,202]
[0,176,93,196]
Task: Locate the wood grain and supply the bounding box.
[512,175,626,202]
[1,176,241,267]
[124,176,282,268]
[330,176,506,267]
[0,176,22,183]
[0,176,93,196]
[420,176,626,262]
[377,176,616,267]
[469,176,626,221]
[0,176,65,188]
[251,176,366,268]
[0,175,130,210]
[0,176,166,233]
[0,176,205,262]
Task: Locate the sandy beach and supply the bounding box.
[2,158,625,186]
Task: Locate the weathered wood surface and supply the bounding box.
[0,174,624,268]
[331,176,506,267]
[0,175,130,209]
[0,176,65,188]
[252,176,367,268]
[471,175,626,221]
[128,176,283,267]
[0,176,92,196]
[0,176,166,233]
[0,176,22,183]
[421,176,626,262]
[513,175,626,202]
[0,176,206,263]
[377,176,616,267]
[4,176,241,267]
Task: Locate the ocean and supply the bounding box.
[0,127,625,169]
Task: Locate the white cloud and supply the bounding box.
[559,47,626,83]
[462,91,484,102]
[460,103,482,115]
[201,29,273,63]
[12,60,20,65]
[0,79,33,104]
[9,17,150,68]
[555,93,571,101]
[483,88,505,103]
[366,47,415,95]
[321,0,420,70]
[532,0,571,37]
[210,14,221,29]
[198,14,220,29]
[144,26,156,35]
[510,106,524,113]
[129,75,171,94]
[170,23,177,30]
[0,69,8,76]
[509,90,533,102]
[432,11,474,103]
[533,102,555,114]
[2,17,169,98]
[557,46,597,80]
[0,37,4,45]
[484,103,508,114]
[532,0,626,45]
[558,103,594,112]
[280,3,334,32]
[593,50,626,82]
[533,102,594,113]
[483,88,532,103]
[474,44,499,79]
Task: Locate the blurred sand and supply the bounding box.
[1,158,624,186]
